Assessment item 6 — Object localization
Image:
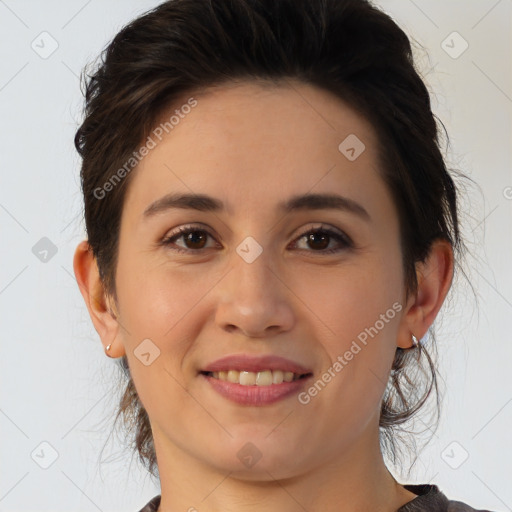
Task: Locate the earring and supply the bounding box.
[401,334,419,351]
[105,343,113,357]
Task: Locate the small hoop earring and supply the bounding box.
[400,334,419,351]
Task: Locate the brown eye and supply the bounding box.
[305,232,330,251]
[161,226,217,253]
[181,230,208,249]
[293,226,352,254]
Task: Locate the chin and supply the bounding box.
[199,433,311,481]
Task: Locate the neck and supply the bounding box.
[152,422,415,512]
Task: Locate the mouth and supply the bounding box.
[200,369,311,386]
[199,354,313,405]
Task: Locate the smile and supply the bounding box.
[202,369,308,385]
[199,353,313,405]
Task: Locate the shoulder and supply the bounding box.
[447,499,495,512]
[136,495,161,512]
[136,488,496,512]
[397,484,496,512]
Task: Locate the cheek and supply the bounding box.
[115,246,213,338]
[300,255,403,402]
[294,264,402,430]
[114,262,208,418]
[303,258,402,341]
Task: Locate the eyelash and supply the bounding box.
[160,224,353,255]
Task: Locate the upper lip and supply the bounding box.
[201,354,312,374]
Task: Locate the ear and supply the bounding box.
[73,240,125,358]
[397,238,454,348]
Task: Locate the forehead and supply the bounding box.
[123,80,390,220]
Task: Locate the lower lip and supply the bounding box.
[201,373,311,405]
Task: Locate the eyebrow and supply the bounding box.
[142,192,371,222]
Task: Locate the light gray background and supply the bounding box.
[0,1,511,511]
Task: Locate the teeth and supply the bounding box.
[256,370,272,386]
[227,370,239,383]
[240,371,257,385]
[272,370,284,384]
[209,369,300,386]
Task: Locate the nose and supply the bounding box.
[214,248,295,338]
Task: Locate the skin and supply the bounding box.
[74,80,453,512]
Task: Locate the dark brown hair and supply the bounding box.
[75,0,467,479]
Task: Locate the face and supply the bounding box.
[112,80,407,479]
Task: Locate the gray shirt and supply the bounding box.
[137,484,496,511]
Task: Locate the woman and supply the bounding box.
[72,0,494,510]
